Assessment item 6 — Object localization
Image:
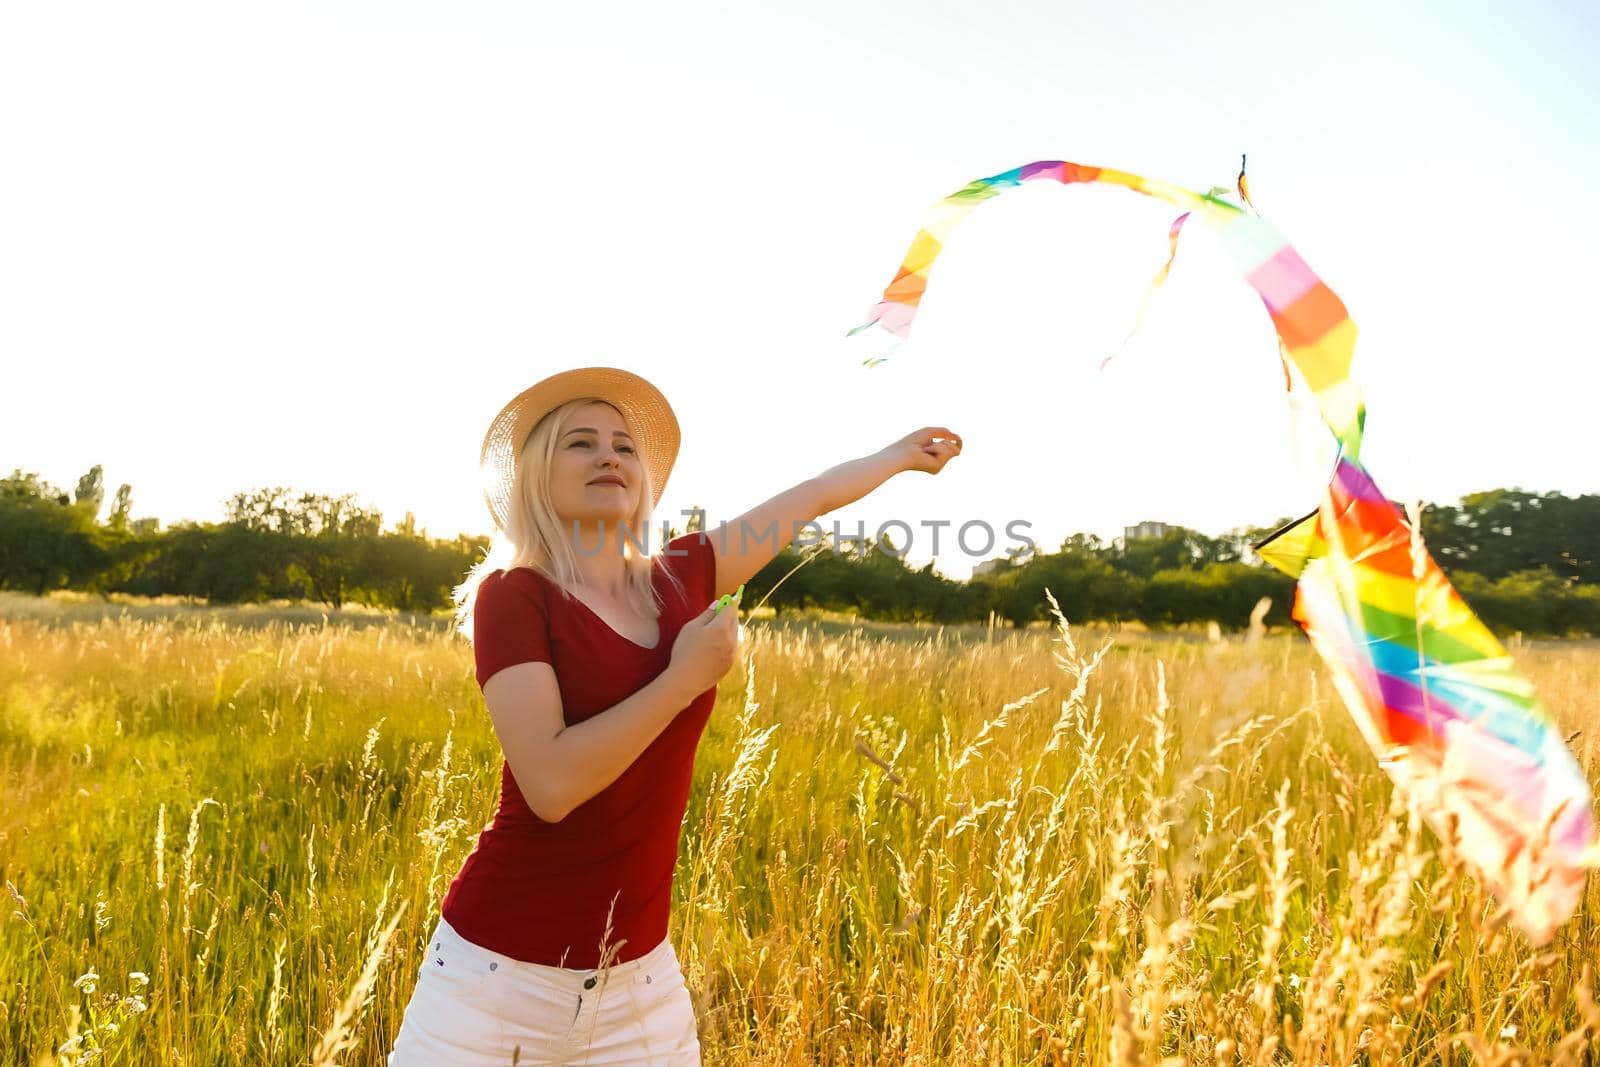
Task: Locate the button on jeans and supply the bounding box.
[387,914,702,1065]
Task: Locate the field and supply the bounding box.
[2,591,1598,1065]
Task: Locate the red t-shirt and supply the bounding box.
[440,531,719,968]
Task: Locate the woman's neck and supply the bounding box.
[566,522,631,597]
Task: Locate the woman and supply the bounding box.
[388,366,962,1064]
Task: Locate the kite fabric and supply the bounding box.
[1256,460,1593,942]
[851,159,1596,944]
[1098,209,1190,374]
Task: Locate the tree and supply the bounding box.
[358,529,465,613]
[3,469,69,505]
[225,486,301,534]
[74,465,106,520]
[1111,527,1236,579]
[108,484,133,533]
[289,492,383,609]
[0,470,107,593]
[1420,489,1600,584]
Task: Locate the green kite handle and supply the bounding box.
[711,583,746,614]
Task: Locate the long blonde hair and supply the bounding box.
[452,397,685,643]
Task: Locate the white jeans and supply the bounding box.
[387,914,702,1065]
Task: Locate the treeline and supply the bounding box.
[0,468,484,612]
[4,467,1597,636]
[752,527,1300,631]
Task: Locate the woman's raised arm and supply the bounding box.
[706,426,963,599]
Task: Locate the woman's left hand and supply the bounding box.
[887,426,963,475]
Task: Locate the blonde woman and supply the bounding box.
[387,366,962,1064]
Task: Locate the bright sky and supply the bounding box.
[4,1,1596,578]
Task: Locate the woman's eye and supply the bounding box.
[568,440,632,453]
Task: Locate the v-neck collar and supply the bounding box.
[563,590,662,651]
[556,555,667,652]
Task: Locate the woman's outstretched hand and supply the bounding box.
[887,426,963,476]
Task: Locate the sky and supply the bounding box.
[3,0,1596,578]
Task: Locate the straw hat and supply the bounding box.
[480,366,681,533]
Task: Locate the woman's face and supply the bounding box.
[547,401,644,533]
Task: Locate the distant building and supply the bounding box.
[973,546,1031,577]
[1123,521,1172,542]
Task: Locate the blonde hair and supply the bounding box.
[452,397,685,643]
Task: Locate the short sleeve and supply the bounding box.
[665,531,717,611]
[473,569,553,689]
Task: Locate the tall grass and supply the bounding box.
[1,591,1597,1064]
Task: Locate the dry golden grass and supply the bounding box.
[1,589,1598,1064]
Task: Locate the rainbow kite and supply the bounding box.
[851,159,1596,944]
